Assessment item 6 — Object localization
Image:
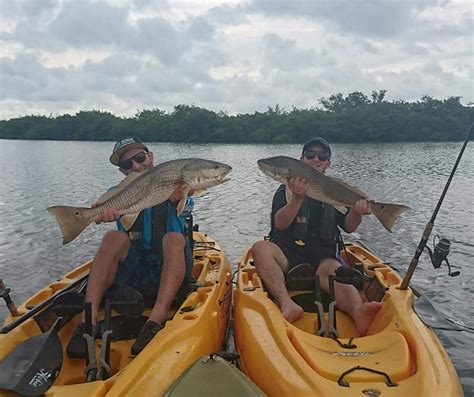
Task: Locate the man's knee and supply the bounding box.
[163,232,185,255]
[252,240,289,273]
[101,230,128,243]
[99,231,129,254]
[252,240,273,259]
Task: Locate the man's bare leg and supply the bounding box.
[147,232,186,325]
[317,259,382,336]
[252,241,303,323]
[83,230,130,324]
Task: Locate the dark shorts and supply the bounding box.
[113,238,194,297]
[272,236,337,273]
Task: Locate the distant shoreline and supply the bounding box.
[1,93,472,143]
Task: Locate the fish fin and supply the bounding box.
[120,213,140,230]
[96,172,142,205]
[192,189,205,197]
[176,187,191,216]
[335,205,349,214]
[47,206,92,244]
[285,184,293,203]
[372,202,410,232]
[326,176,368,199]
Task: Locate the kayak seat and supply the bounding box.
[103,284,144,317]
[290,291,331,313]
[286,263,315,291]
[286,263,332,312]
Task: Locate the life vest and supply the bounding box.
[127,202,168,257]
[293,197,339,245]
[270,184,341,246]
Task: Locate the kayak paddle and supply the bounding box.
[0,291,84,395]
[0,317,63,395]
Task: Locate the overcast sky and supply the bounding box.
[0,0,472,120]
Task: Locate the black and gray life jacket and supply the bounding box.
[293,197,339,242]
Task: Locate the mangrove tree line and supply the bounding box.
[0,91,471,143]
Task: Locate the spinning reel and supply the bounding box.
[426,235,460,277]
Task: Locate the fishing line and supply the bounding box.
[400,123,473,290]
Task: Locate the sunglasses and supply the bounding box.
[303,150,330,161]
[119,151,148,170]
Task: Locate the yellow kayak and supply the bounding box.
[234,241,463,396]
[0,231,232,396]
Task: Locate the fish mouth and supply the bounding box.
[220,166,232,178]
[257,158,281,176]
[257,159,270,171]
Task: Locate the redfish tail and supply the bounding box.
[47,205,92,244]
[372,202,410,232]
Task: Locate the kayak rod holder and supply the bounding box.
[0,279,19,317]
[400,123,473,290]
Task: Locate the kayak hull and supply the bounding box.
[1,232,232,396]
[234,241,463,396]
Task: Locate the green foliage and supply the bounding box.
[1,93,472,142]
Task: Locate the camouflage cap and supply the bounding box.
[302,137,331,157]
[109,137,148,166]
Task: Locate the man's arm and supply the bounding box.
[343,199,372,233]
[274,177,308,231]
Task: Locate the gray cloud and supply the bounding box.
[248,0,432,38]
[49,1,131,48]
[262,33,317,71]
[0,0,472,119]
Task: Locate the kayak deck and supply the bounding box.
[234,241,463,396]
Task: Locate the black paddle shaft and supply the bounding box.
[400,123,473,290]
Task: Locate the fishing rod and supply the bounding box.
[400,123,473,290]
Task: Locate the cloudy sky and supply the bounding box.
[0,0,472,120]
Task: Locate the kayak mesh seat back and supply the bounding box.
[98,315,148,341]
[103,284,144,317]
[285,263,332,312]
[290,291,331,313]
[285,263,315,291]
[287,329,414,383]
[141,278,201,308]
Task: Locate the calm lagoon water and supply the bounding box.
[0,139,473,394]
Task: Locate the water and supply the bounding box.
[0,139,473,394]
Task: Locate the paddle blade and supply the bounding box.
[0,326,63,395]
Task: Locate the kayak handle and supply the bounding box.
[337,365,398,387]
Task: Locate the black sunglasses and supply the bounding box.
[119,151,148,170]
[303,150,330,161]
